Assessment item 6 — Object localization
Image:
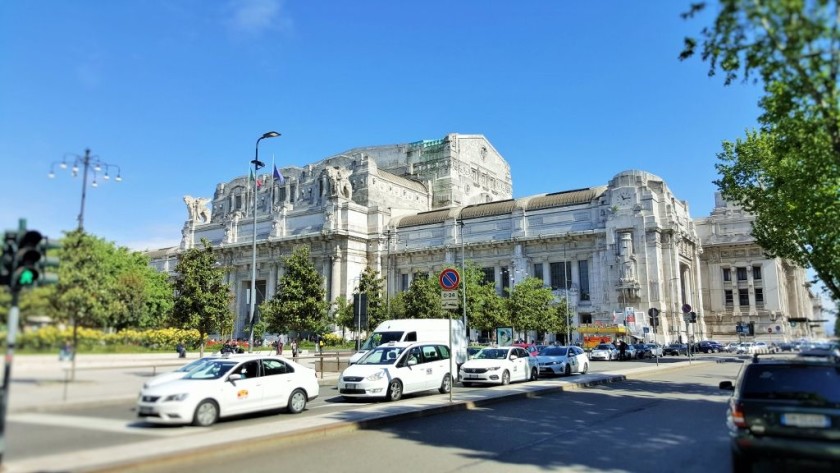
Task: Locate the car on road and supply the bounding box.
[753,341,770,354]
[644,343,664,357]
[719,356,840,471]
[459,346,538,386]
[663,343,688,356]
[698,340,724,353]
[632,343,651,359]
[589,343,618,361]
[137,354,319,426]
[142,353,255,389]
[736,342,756,355]
[534,345,589,377]
[339,342,453,402]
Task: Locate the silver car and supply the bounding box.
[589,343,618,361]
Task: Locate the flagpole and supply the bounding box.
[271,154,275,212]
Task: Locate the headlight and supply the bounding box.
[366,370,386,381]
[163,393,189,402]
[486,366,501,371]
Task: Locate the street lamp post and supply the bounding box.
[248,132,281,352]
[49,148,123,231]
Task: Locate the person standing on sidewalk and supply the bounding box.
[276,339,284,355]
[291,339,298,359]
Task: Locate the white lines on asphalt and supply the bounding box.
[7,413,197,437]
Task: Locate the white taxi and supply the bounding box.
[137,354,319,426]
[338,342,453,402]
[459,346,539,386]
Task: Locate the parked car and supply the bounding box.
[645,343,664,357]
[621,343,638,360]
[698,340,724,353]
[719,356,840,471]
[535,346,589,377]
[724,342,741,353]
[778,342,798,352]
[589,343,618,361]
[459,346,539,386]
[632,343,652,359]
[663,343,688,356]
[137,354,319,426]
[736,342,756,355]
[339,342,453,401]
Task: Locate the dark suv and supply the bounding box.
[698,340,723,353]
[719,356,840,471]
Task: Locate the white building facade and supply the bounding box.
[149,133,819,344]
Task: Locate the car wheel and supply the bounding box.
[287,388,307,414]
[564,364,572,376]
[529,367,539,381]
[501,370,510,385]
[581,362,589,374]
[439,374,452,394]
[192,399,219,427]
[386,379,403,402]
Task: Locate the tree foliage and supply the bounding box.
[461,263,508,332]
[358,265,387,330]
[333,295,354,336]
[170,238,232,355]
[681,1,840,302]
[402,273,448,319]
[506,277,556,335]
[260,246,329,336]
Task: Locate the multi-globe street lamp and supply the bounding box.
[249,132,281,351]
[49,148,123,231]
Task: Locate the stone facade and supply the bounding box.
[149,134,820,343]
[695,194,824,342]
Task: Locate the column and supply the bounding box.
[331,254,342,302]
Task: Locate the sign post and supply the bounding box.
[438,268,460,403]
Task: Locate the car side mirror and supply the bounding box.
[719,381,734,391]
[407,358,418,366]
[509,355,518,360]
[228,373,242,382]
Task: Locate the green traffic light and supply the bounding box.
[18,268,35,285]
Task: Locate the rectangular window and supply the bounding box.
[580,313,593,324]
[235,195,242,210]
[737,267,748,281]
[725,290,734,306]
[400,274,409,291]
[481,267,494,285]
[752,266,762,280]
[501,266,510,296]
[755,288,764,306]
[722,268,731,282]
[550,262,572,290]
[533,263,543,281]
[739,289,750,306]
[578,260,590,301]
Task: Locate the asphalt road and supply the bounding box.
[105,358,743,473]
[3,355,721,465]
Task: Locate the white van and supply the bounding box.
[349,318,467,374]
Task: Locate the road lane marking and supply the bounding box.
[7,413,197,436]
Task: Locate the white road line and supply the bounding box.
[7,413,197,436]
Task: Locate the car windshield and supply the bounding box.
[741,364,840,405]
[594,344,613,350]
[539,347,568,356]
[476,348,510,360]
[175,358,213,373]
[182,360,238,380]
[357,346,406,365]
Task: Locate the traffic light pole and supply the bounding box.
[0,288,21,466]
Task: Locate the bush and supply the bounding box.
[2,327,203,352]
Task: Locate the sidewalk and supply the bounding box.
[2,354,713,473]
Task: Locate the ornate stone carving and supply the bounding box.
[183,195,211,223]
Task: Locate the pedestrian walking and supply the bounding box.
[276,339,284,355]
[619,340,627,360]
[291,339,298,359]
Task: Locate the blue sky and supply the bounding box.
[1,0,764,249]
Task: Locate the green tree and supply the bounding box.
[461,263,508,333]
[333,295,354,338]
[506,277,555,339]
[550,298,573,344]
[358,265,386,330]
[170,239,232,356]
[260,246,329,336]
[388,291,407,319]
[681,1,840,302]
[402,273,448,319]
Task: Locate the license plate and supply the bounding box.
[781,413,829,428]
[467,375,479,379]
[139,406,154,414]
[346,384,356,390]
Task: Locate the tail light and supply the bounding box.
[730,398,746,428]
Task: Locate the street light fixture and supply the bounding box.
[49,149,123,231]
[249,131,281,352]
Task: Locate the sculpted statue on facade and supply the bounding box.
[183,195,211,223]
[326,167,353,199]
[619,232,637,283]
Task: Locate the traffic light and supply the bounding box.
[1,231,16,287]
[37,236,61,286]
[12,230,43,289]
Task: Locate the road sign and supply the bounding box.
[681,304,692,314]
[648,307,660,318]
[643,327,650,334]
[441,290,459,309]
[439,268,460,290]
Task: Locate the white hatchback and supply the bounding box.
[459,346,539,386]
[137,354,319,426]
[338,342,453,402]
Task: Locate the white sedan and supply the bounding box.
[137,354,319,426]
[459,346,538,386]
[589,343,618,361]
[535,345,589,376]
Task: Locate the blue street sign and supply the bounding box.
[439,268,460,290]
